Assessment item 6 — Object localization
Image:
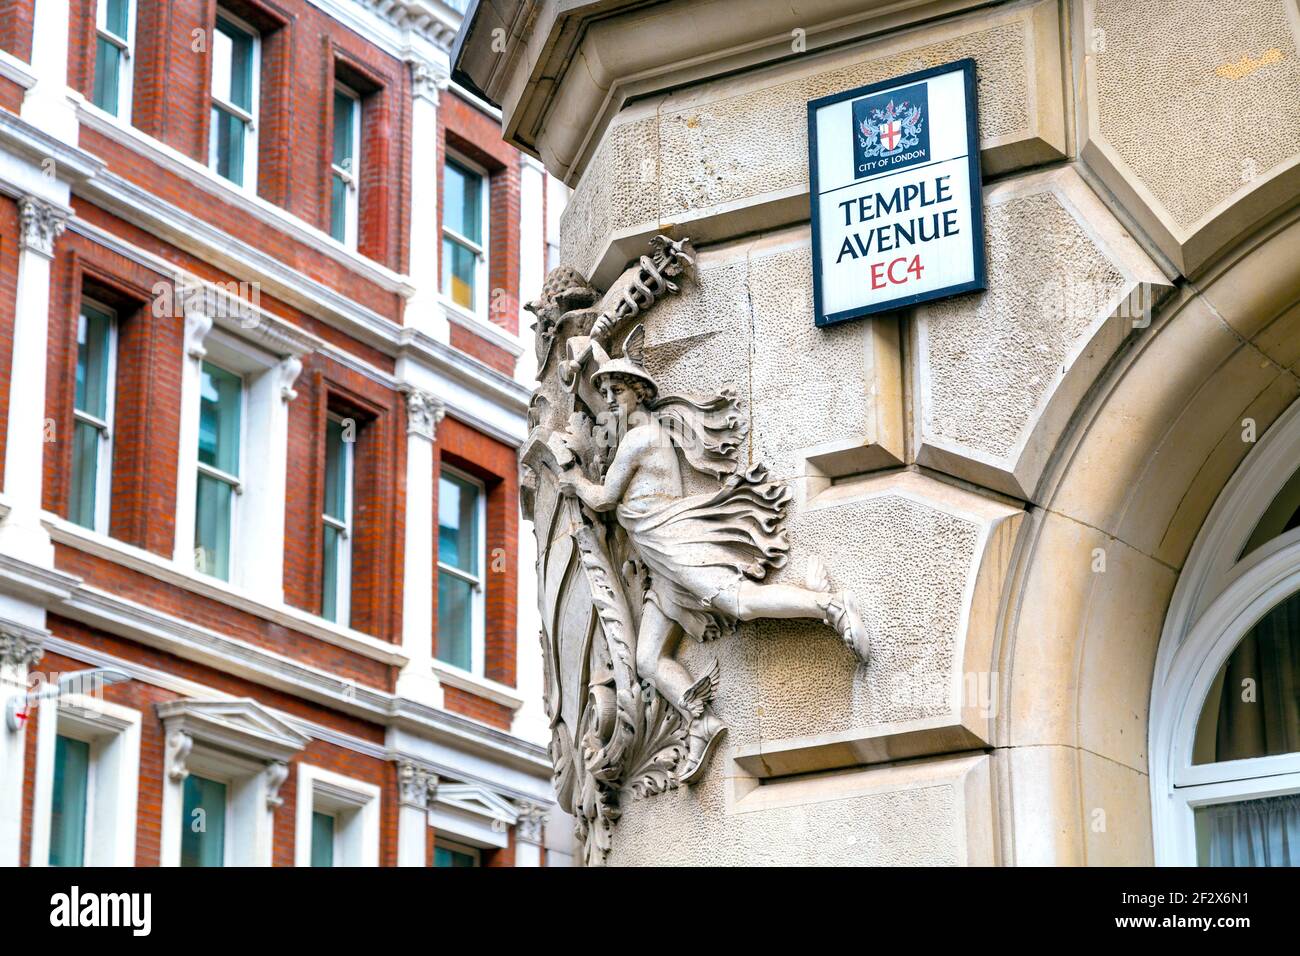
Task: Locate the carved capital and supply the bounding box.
[0,627,44,672]
[404,389,445,441]
[165,730,194,783]
[18,197,69,258]
[265,760,290,809]
[411,60,443,105]
[397,760,438,808]
[515,801,549,845]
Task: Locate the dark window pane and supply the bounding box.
[49,736,90,866]
[69,420,102,530]
[330,174,348,241]
[198,362,241,474]
[92,38,121,115]
[434,845,477,867]
[195,473,233,580]
[180,775,227,867]
[437,573,473,670]
[105,0,129,38]
[332,92,355,169]
[438,474,479,574]
[1193,590,1300,764]
[76,304,113,419]
[322,524,341,622]
[311,811,335,867]
[442,161,481,243]
[216,17,254,112]
[211,106,247,186]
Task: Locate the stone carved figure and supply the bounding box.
[521,237,871,865]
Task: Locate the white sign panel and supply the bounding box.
[807,59,986,326]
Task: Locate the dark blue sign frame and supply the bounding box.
[807,58,986,327]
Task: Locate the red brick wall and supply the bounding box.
[442,685,512,731]
[53,547,397,690]
[449,323,516,375]
[0,0,34,62]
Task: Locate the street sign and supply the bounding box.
[807,58,986,326]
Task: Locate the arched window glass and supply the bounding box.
[1152,403,1300,867]
[1239,467,1300,559]
[1192,591,1300,765]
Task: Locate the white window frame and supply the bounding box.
[92,0,135,122]
[157,698,307,867]
[322,412,354,625]
[330,82,362,248]
[440,152,490,318]
[193,356,246,581]
[29,694,141,867]
[73,298,118,535]
[1151,398,1300,864]
[169,751,254,867]
[437,465,487,676]
[208,9,261,191]
[175,309,301,606]
[293,764,380,867]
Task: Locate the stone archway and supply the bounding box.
[998,205,1300,865]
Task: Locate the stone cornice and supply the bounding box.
[454,0,991,183]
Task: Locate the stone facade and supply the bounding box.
[457,0,1300,865]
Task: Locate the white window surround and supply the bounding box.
[440,151,490,318]
[157,697,308,867]
[437,464,487,677]
[293,763,380,866]
[75,297,118,534]
[427,781,518,850]
[208,9,261,192]
[1151,399,1300,864]
[29,693,141,867]
[175,320,304,604]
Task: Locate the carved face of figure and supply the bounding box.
[600,376,642,418]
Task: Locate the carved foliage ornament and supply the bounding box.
[405,389,446,440]
[0,627,45,672]
[521,237,872,865]
[18,196,69,258]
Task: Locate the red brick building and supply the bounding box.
[0,0,569,867]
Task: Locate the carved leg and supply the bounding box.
[635,601,691,706]
[729,582,871,664]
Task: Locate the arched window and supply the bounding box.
[1151,402,1300,866]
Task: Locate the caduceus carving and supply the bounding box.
[522,236,871,864]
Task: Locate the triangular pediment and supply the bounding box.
[432,782,520,827]
[156,697,309,763]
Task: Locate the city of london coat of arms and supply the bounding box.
[520,236,872,865]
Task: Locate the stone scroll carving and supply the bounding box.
[521,237,873,865]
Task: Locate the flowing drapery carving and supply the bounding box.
[522,237,872,864]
